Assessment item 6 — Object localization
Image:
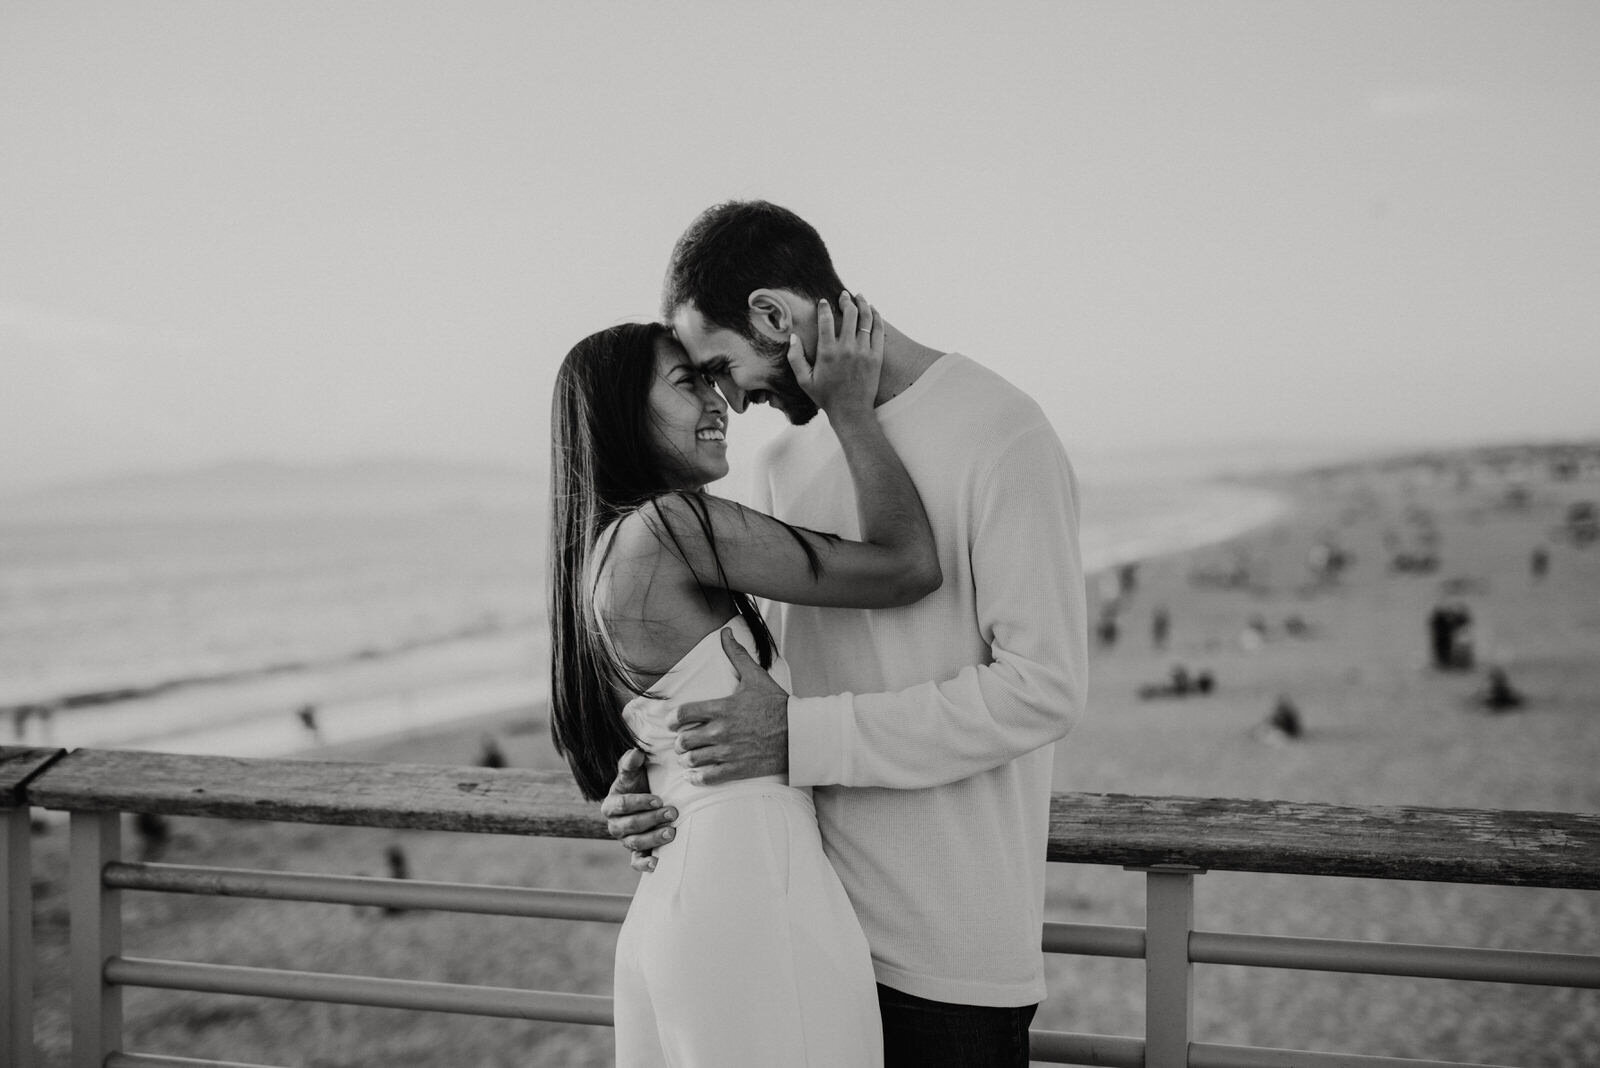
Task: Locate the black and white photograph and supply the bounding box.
[3,3,1597,1066]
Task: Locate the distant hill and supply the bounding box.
[0,457,546,522]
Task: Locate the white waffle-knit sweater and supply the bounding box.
[749,352,1088,1007]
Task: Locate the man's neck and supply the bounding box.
[876,323,944,407]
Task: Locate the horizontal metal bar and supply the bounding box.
[1189,1040,1518,1068]
[1027,1029,1144,1066]
[104,957,614,1026]
[103,862,631,922]
[1191,929,1600,988]
[107,1053,287,1068]
[1042,920,1144,959]
[105,863,1600,987]
[112,864,1149,961]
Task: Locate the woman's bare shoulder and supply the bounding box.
[600,495,724,578]
[609,492,753,558]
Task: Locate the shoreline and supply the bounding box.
[0,615,538,719]
[1078,478,1290,576]
[9,627,545,758]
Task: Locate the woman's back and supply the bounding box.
[591,504,742,690]
[616,613,793,808]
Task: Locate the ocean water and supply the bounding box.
[0,508,544,710]
[0,474,1283,752]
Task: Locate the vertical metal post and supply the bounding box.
[70,811,122,1068]
[3,806,35,1068]
[1142,866,1199,1068]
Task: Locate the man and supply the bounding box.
[603,200,1087,1067]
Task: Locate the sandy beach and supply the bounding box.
[20,444,1600,1067]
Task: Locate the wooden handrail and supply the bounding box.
[10,746,1600,889]
[1044,792,1600,889]
[1,746,64,809]
[24,747,598,837]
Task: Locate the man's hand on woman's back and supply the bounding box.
[600,748,677,873]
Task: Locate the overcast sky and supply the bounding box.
[3,1,1598,493]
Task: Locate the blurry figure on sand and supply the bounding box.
[1428,602,1475,672]
[295,703,321,742]
[1251,695,1304,744]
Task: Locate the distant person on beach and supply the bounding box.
[597,200,1087,1067]
[1251,695,1303,744]
[1117,561,1138,597]
[1096,603,1120,648]
[1480,666,1526,713]
[1137,663,1214,701]
[477,735,507,768]
[134,811,172,860]
[382,845,411,916]
[1428,602,1475,671]
[550,294,939,1064]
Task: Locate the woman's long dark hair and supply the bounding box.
[548,322,816,800]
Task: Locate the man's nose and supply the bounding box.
[717,378,748,414]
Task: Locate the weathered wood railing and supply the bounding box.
[4,744,1599,1068]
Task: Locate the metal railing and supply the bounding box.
[4,744,1598,1068]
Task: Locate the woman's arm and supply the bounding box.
[625,294,941,610]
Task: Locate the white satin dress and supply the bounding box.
[611,615,882,1068]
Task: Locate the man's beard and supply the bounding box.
[750,332,820,426]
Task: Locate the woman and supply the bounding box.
[548,293,938,1067]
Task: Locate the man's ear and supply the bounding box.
[746,289,795,342]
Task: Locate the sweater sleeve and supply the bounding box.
[787,423,1089,789]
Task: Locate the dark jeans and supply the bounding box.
[878,983,1038,1068]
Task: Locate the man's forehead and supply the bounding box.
[669,306,736,364]
[670,303,718,340]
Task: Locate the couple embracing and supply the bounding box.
[549,200,1087,1067]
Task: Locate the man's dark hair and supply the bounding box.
[661,200,846,339]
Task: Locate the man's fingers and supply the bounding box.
[673,721,718,752]
[692,764,729,787]
[678,744,719,769]
[630,852,658,874]
[838,288,858,337]
[621,825,676,853]
[853,292,873,337]
[609,748,650,795]
[599,791,663,820]
[667,702,711,733]
[816,296,834,343]
[606,806,677,837]
[719,627,759,680]
[785,333,809,384]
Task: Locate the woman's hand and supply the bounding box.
[788,290,884,422]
